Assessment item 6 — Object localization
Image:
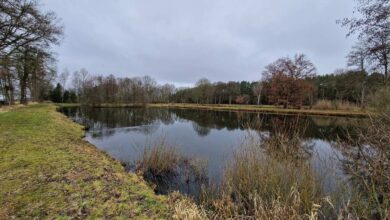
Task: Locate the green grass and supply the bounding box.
[0,104,168,219]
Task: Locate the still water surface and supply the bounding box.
[61,107,364,197]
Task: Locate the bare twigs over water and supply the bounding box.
[337,113,390,219]
[258,116,313,161]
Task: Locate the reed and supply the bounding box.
[195,133,333,219]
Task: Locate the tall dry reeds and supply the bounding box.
[195,133,333,219]
[134,115,389,219]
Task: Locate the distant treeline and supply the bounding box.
[49,61,387,108]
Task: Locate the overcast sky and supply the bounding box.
[41,0,356,87]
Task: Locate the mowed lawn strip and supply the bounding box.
[0,104,167,219]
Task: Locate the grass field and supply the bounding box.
[0,104,168,219]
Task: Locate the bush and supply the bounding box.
[336,113,390,219]
[333,100,360,111]
[312,99,361,111]
[312,100,333,110]
[369,86,390,113]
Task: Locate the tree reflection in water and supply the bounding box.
[60,107,366,141]
[60,107,373,203]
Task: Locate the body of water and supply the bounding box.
[61,107,364,197]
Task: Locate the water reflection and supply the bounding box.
[61,107,364,141]
[60,107,367,198]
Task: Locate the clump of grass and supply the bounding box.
[134,138,208,195]
[169,192,208,220]
[334,100,361,111]
[136,138,180,177]
[312,100,334,110]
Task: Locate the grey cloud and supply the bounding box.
[42,0,356,86]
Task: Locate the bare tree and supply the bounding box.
[58,69,69,102]
[0,0,63,104]
[262,54,316,80]
[252,81,263,105]
[347,42,370,72]
[0,0,63,57]
[339,0,390,82]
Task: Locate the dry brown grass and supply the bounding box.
[333,100,361,111]
[200,134,328,219]
[135,138,180,176]
[169,192,208,220]
[312,100,334,110]
[312,100,361,111]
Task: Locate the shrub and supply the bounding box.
[369,86,390,113]
[333,100,360,111]
[312,100,333,110]
[312,99,361,111]
[336,113,390,219]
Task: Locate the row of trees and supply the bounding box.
[50,52,387,108]
[0,0,63,105]
[1,0,388,109]
[51,69,176,105]
[171,55,387,108]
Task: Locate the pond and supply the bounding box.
[60,107,365,198]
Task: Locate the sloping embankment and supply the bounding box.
[0,104,167,219]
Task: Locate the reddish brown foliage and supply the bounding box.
[235,95,250,104]
[263,54,316,108]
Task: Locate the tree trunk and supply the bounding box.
[361,86,365,108]
[385,59,388,86]
[20,55,29,105]
[20,73,28,104]
[257,95,261,105]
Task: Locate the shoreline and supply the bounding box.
[57,103,369,117]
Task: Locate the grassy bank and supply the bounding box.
[0,104,167,219]
[56,102,368,117]
[149,103,368,117]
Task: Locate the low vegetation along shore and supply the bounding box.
[58,103,368,117]
[0,104,167,219]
